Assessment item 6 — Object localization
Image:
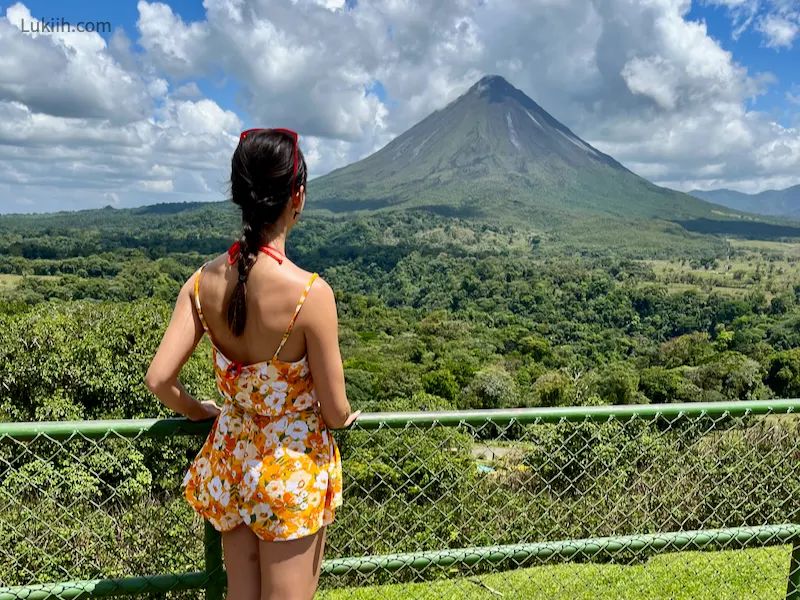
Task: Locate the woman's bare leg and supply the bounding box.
[259,527,326,600]
[222,524,261,600]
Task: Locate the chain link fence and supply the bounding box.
[2,400,800,599]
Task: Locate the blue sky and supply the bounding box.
[1,0,799,213]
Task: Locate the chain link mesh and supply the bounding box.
[2,406,800,599]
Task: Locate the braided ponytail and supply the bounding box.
[226,202,263,336]
[225,128,307,337]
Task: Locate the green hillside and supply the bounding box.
[690,185,800,220]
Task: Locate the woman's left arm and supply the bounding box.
[145,274,220,422]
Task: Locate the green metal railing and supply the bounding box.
[2,399,800,599]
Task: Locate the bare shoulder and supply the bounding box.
[298,272,336,323]
[180,266,202,297]
[304,273,334,306]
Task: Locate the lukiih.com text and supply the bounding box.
[19,17,111,34]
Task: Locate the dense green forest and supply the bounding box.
[3,203,800,595]
[2,204,800,421]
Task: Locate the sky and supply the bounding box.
[0,0,799,214]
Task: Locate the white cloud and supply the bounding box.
[757,12,800,47]
[1,3,152,124]
[711,0,800,48]
[103,192,120,205]
[0,3,245,212]
[1,0,800,213]
[140,179,174,192]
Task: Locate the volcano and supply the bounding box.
[309,75,730,227]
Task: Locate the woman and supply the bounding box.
[145,128,359,600]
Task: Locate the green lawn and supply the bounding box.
[319,545,792,599]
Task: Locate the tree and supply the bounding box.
[765,348,800,398]
[531,371,575,407]
[639,367,702,403]
[422,369,460,403]
[591,362,641,405]
[459,367,518,409]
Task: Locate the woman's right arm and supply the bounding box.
[304,277,360,429]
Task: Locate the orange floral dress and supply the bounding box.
[182,266,343,542]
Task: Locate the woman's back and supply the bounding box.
[195,251,352,428]
[196,254,316,367]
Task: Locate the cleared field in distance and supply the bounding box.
[643,238,800,299]
[0,274,60,288]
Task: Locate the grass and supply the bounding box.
[732,239,800,254]
[0,274,22,287]
[643,239,800,301]
[319,545,792,599]
[0,274,59,288]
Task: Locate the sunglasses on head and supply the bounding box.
[239,128,299,199]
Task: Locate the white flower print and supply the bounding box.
[229,415,245,435]
[242,461,263,495]
[194,457,211,480]
[219,512,241,530]
[305,414,319,432]
[263,417,288,438]
[271,380,288,394]
[208,477,224,500]
[287,440,306,455]
[233,440,247,460]
[286,420,309,440]
[244,442,260,461]
[286,470,312,494]
[265,479,285,501]
[265,363,281,380]
[253,502,274,520]
[264,392,286,412]
[216,414,231,435]
[293,392,314,411]
[307,491,322,508]
[313,472,329,490]
[234,390,250,406]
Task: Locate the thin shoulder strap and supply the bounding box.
[273,273,318,359]
[193,263,211,335]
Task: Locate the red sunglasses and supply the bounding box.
[239,128,299,199]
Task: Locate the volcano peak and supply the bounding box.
[309,75,725,227]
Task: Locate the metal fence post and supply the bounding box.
[204,521,224,600]
[786,538,800,600]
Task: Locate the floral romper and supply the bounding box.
[182,265,343,542]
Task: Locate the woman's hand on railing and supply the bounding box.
[187,400,222,422]
[340,410,361,429]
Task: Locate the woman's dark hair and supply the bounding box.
[226,129,307,336]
